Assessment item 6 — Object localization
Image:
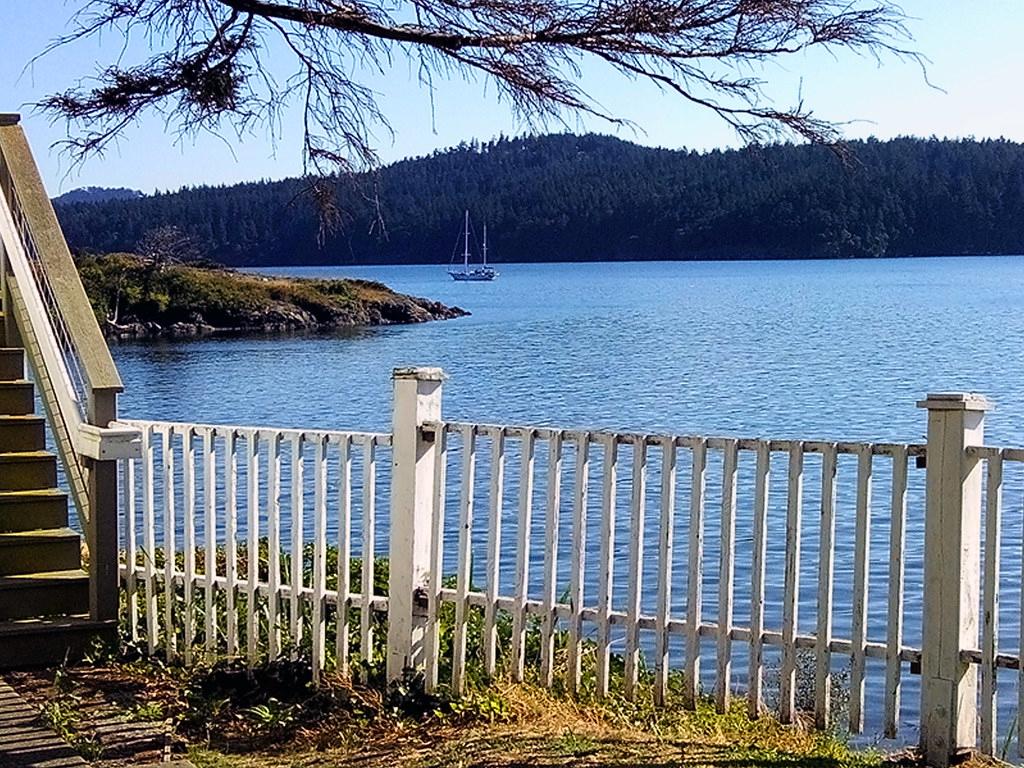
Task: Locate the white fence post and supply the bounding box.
[387,366,445,681]
[918,392,991,766]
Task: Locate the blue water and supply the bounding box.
[111,257,1024,751]
[116,257,1024,444]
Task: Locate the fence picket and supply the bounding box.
[182,428,196,665]
[814,443,837,728]
[224,430,239,658]
[511,429,536,682]
[596,435,618,697]
[568,433,590,694]
[883,446,908,739]
[360,438,377,671]
[336,435,353,675]
[312,436,328,682]
[981,450,1003,754]
[267,433,282,659]
[716,439,738,713]
[484,427,505,676]
[655,437,677,706]
[424,428,447,692]
[780,442,804,724]
[1018,455,1024,758]
[683,438,707,710]
[452,425,476,693]
[124,457,139,645]
[289,434,305,659]
[748,440,770,718]
[849,446,873,733]
[162,427,177,661]
[246,432,260,666]
[624,437,647,700]
[540,431,563,688]
[141,425,157,655]
[203,428,217,660]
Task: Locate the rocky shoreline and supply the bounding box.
[102,293,467,339]
[77,254,468,340]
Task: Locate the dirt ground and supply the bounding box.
[1,663,996,768]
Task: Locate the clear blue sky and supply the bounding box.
[1,0,1022,194]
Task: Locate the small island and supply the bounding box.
[77,253,468,339]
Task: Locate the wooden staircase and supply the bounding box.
[0,317,115,667]
[0,115,126,669]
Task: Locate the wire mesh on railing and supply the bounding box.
[0,149,88,418]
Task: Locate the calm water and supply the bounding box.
[113,257,1024,749]
[117,257,1024,443]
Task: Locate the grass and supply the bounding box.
[176,675,883,768]
[106,545,886,766]
[11,644,892,768]
[29,546,996,767]
[15,637,1010,768]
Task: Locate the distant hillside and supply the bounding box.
[54,186,144,205]
[54,135,1024,264]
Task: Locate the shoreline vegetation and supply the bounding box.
[57,134,1024,265]
[77,253,468,339]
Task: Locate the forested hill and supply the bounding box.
[55,134,1024,265]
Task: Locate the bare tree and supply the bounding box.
[137,225,200,269]
[38,0,918,176]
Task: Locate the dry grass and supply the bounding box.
[184,679,885,768]
[8,660,996,768]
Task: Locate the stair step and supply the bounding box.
[0,569,88,619]
[0,528,82,574]
[0,616,117,669]
[0,381,34,416]
[0,414,46,453]
[0,348,23,381]
[0,489,69,532]
[0,451,57,491]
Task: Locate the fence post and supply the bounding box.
[86,389,121,624]
[387,366,445,682]
[918,392,991,766]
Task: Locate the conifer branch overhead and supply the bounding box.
[38,0,919,174]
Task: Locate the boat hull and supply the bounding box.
[449,270,498,281]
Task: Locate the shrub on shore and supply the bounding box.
[75,252,466,337]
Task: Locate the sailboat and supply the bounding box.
[448,210,498,281]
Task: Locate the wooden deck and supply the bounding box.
[0,680,85,768]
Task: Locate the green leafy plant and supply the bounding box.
[125,700,167,723]
[441,688,512,724]
[242,698,298,735]
[38,699,77,738]
[554,729,598,757]
[38,696,105,760]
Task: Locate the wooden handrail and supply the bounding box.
[0,117,122,397]
[3,278,91,523]
[0,113,129,623]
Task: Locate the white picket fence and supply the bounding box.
[425,425,925,729]
[119,419,392,680]
[118,372,1024,765]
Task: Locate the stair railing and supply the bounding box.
[0,113,138,624]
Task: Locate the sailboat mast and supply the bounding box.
[482,224,488,266]
[463,210,470,270]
